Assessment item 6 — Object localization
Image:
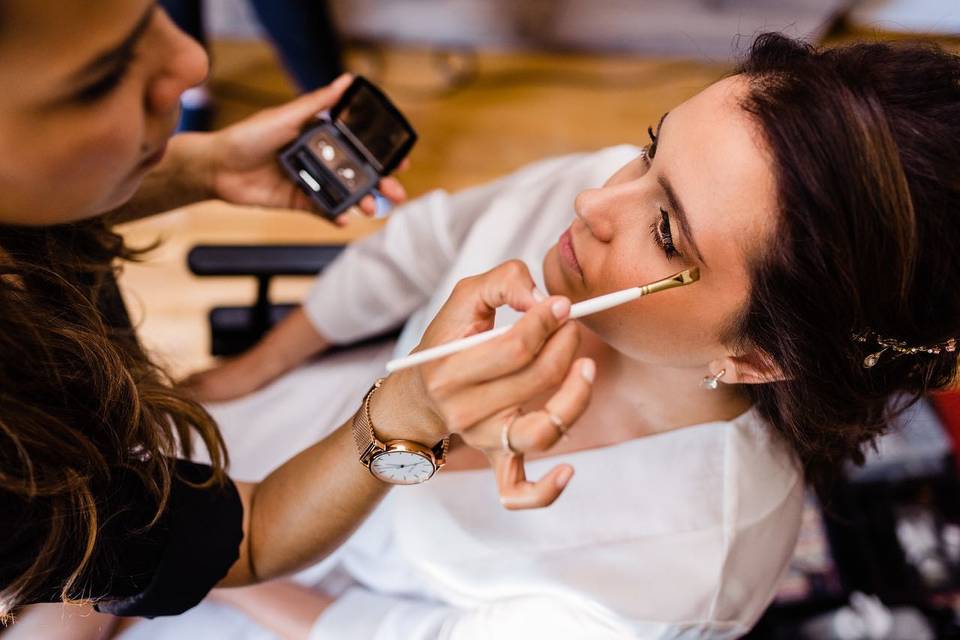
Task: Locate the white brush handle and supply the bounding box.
[385,287,644,373]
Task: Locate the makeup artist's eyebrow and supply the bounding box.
[658,174,706,265]
[69,3,156,82]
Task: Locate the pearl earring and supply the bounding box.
[700,368,726,390]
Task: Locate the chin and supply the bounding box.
[542,246,565,296]
[95,173,146,215]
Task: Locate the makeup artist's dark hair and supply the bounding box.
[726,33,960,495]
[0,219,228,619]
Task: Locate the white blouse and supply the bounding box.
[122,146,804,640]
[300,145,805,639]
[311,407,803,640]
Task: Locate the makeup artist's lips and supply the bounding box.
[558,228,584,279]
[138,142,168,171]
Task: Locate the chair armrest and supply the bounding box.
[187,244,345,278]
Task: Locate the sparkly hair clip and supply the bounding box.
[853,329,958,368]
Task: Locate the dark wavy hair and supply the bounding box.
[726,34,960,494]
[0,218,227,618]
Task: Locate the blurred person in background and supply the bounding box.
[161,0,344,130]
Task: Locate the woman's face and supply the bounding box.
[543,76,778,369]
[0,1,208,225]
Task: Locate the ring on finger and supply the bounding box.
[547,412,569,439]
[501,413,521,456]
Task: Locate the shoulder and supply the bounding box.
[706,409,805,628]
[723,407,805,527]
[95,459,244,617]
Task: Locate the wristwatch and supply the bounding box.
[352,378,449,485]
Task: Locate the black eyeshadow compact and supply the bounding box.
[278,76,417,220]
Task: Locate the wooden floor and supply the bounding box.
[117,35,959,377]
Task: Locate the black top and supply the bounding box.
[0,459,244,618]
[0,274,244,617]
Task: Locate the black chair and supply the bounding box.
[187,244,345,356]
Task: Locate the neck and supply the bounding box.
[577,326,753,442]
[450,324,756,469]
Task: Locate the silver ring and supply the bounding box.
[501,413,521,456]
[547,412,568,438]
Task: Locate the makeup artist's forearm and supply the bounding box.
[221,422,388,586]
[105,133,213,224]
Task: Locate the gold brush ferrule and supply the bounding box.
[638,267,700,296]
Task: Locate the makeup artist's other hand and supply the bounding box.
[191,73,408,224]
[372,260,595,509]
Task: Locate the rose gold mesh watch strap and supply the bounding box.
[351,378,449,467]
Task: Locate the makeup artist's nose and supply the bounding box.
[147,10,210,116]
[574,187,619,243]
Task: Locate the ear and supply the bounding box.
[710,349,787,384]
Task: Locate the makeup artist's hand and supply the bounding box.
[371,260,596,509]
[192,73,408,225]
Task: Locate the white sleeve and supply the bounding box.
[308,587,636,640]
[301,183,497,344]
[301,154,586,345]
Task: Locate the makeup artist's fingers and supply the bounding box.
[491,452,574,510]
[506,358,595,452]
[273,73,353,129]
[418,261,539,344]
[356,194,376,216]
[469,259,543,314]
[378,177,408,203]
[457,356,594,452]
[428,295,572,388]
[429,321,579,432]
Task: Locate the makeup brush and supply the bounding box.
[385,267,700,373]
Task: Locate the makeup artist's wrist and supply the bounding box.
[368,371,447,445]
[173,132,219,201]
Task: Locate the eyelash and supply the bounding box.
[647,125,660,159]
[649,210,682,260]
[643,124,681,260]
[76,58,133,103]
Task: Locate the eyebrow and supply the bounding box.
[70,3,156,82]
[654,114,707,266]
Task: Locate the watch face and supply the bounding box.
[370,450,436,485]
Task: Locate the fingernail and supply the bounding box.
[555,467,574,489]
[580,359,596,383]
[499,496,519,508]
[531,286,547,303]
[551,297,570,320]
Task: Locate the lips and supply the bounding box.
[138,142,168,170]
[558,228,584,279]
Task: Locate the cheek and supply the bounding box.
[581,283,732,367]
[6,97,146,222]
[581,236,742,366]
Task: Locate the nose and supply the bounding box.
[574,186,625,243]
[146,11,210,117]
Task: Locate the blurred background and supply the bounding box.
[118,5,960,635]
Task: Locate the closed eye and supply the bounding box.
[649,208,682,260]
[76,59,133,103]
